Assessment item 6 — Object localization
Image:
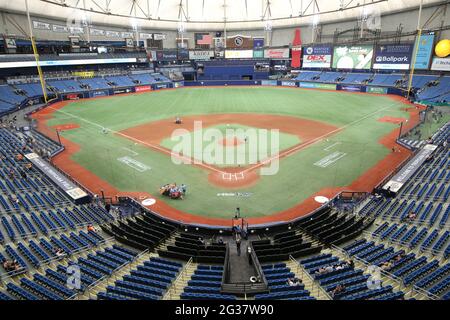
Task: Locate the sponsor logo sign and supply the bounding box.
[25,153,88,201]
[264,48,290,59]
[225,50,253,59]
[373,44,414,70]
[156,50,178,61]
[431,57,450,71]
[341,85,362,92]
[281,81,297,87]
[33,21,51,30]
[90,90,109,97]
[366,86,388,94]
[299,82,336,90]
[261,80,278,86]
[414,34,435,70]
[113,88,132,95]
[383,144,437,193]
[189,50,214,60]
[52,24,69,33]
[135,85,151,92]
[302,45,333,68]
[333,45,374,69]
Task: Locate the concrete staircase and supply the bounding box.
[285,259,331,300]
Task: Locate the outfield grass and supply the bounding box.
[45,87,412,218]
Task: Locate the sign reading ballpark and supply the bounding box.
[332,45,374,70]
[373,44,414,70]
[414,34,435,70]
[302,45,333,68]
[0,58,138,68]
[24,153,89,203]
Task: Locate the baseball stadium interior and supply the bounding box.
[0,0,449,307]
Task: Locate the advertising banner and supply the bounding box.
[90,28,105,36]
[302,45,333,68]
[156,50,178,61]
[261,80,278,86]
[65,93,82,100]
[341,85,362,92]
[225,50,253,59]
[383,144,437,193]
[253,50,264,58]
[177,49,189,60]
[332,45,374,69]
[299,82,336,90]
[366,86,388,94]
[291,29,302,68]
[264,48,290,59]
[155,84,169,89]
[52,24,69,33]
[431,57,450,71]
[281,81,297,87]
[25,153,89,202]
[33,21,51,30]
[373,44,414,70]
[253,38,265,49]
[135,85,151,92]
[189,50,214,60]
[90,90,109,98]
[153,34,166,40]
[113,88,132,95]
[121,32,134,38]
[414,34,435,70]
[0,58,137,68]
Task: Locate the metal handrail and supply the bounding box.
[289,255,333,300]
[164,257,193,300]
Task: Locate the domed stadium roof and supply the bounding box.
[0,0,442,31]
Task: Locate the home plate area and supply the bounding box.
[222,172,245,181]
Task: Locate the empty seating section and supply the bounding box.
[181,264,237,300]
[370,74,404,86]
[98,256,181,300]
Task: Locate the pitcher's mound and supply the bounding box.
[218,136,244,147]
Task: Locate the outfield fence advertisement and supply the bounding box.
[366,86,388,94]
[135,85,152,92]
[261,80,278,86]
[302,45,333,68]
[299,82,337,90]
[414,34,435,70]
[281,81,297,87]
[90,90,109,98]
[341,85,362,92]
[332,45,374,69]
[373,44,414,70]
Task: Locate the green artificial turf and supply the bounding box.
[45,87,412,218]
